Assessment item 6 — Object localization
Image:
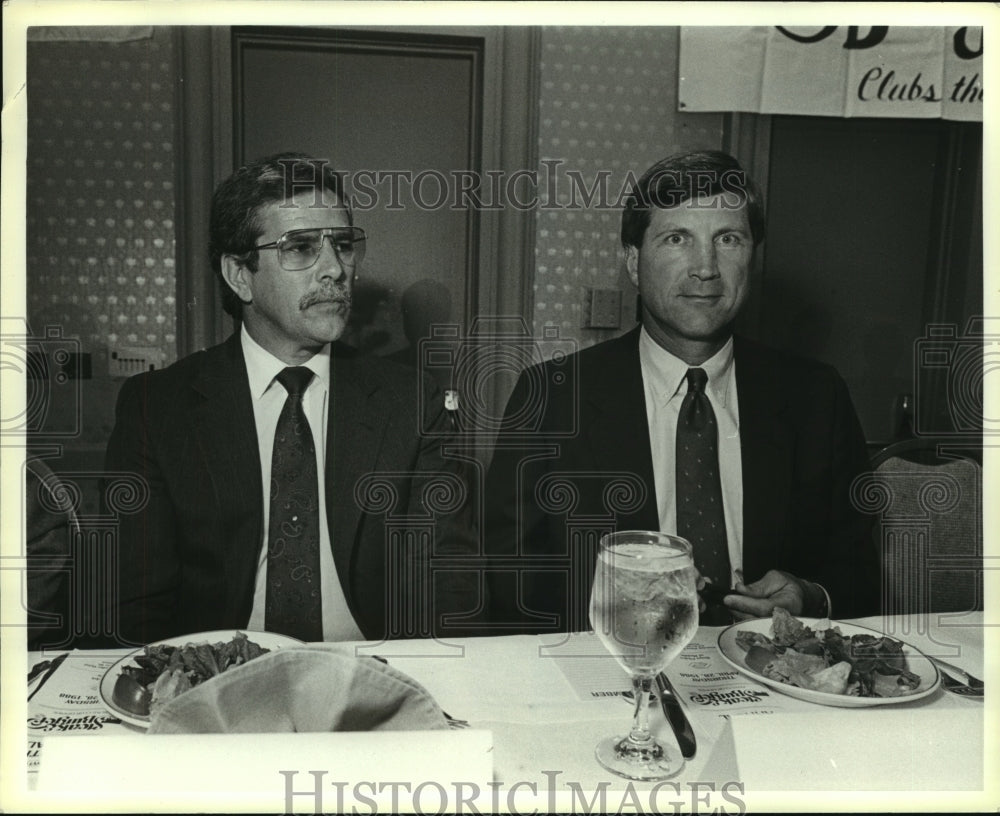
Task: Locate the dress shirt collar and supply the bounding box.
[638,326,735,407]
[241,324,331,400]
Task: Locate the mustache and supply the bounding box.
[300,288,352,310]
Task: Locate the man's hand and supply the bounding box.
[723,569,822,620]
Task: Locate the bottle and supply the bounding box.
[444,389,461,432]
[894,393,914,440]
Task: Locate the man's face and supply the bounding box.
[626,193,753,363]
[223,190,354,364]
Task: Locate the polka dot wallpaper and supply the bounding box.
[26,28,178,364]
[533,27,725,348]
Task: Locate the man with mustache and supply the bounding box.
[485,150,880,632]
[104,153,479,645]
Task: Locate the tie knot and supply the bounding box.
[686,367,708,394]
[276,366,314,397]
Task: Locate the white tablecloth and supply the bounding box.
[10,612,994,813]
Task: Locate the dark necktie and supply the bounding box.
[676,368,732,622]
[265,366,323,641]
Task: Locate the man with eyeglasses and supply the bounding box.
[104,152,480,646]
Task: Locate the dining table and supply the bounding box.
[10,611,993,813]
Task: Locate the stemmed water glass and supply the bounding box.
[589,531,699,780]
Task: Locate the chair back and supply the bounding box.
[859,438,982,615]
[25,457,80,649]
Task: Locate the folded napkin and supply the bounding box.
[147,645,449,734]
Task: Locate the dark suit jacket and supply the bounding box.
[104,334,480,646]
[484,327,880,632]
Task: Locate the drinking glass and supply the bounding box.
[589,531,699,780]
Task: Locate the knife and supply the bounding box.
[925,655,984,689]
[655,672,696,759]
[27,652,69,702]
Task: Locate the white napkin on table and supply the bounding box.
[147,645,449,734]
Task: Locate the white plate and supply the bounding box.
[717,617,941,708]
[99,630,303,727]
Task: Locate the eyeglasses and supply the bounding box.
[254,227,367,272]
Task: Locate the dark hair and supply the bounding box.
[620,150,765,250]
[209,152,352,318]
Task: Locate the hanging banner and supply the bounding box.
[678,26,983,122]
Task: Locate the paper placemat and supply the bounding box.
[548,629,815,716]
[27,650,135,783]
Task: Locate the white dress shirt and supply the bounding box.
[638,327,744,588]
[242,326,364,641]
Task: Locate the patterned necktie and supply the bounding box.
[265,366,323,641]
[676,367,732,621]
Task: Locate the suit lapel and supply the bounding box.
[188,335,263,615]
[583,329,659,530]
[327,349,388,584]
[185,338,388,621]
[734,336,793,576]
[579,331,794,553]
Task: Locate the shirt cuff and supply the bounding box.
[808,582,832,618]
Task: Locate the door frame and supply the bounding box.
[723,111,772,340]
